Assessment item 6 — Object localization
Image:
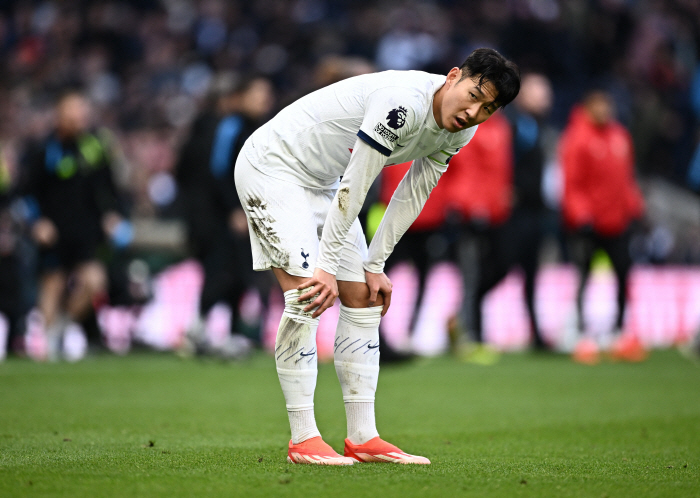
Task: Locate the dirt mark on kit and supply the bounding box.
[337,187,350,215]
[246,195,290,268]
[340,367,369,397]
[247,196,266,209]
[276,317,312,361]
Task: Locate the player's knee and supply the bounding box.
[277,290,320,362]
[334,304,381,402]
[281,288,320,323]
[77,262,108,295]
[338,281,384,308]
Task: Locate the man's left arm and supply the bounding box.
[363,154,448,276]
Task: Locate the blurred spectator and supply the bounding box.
[0,144,21,360]
[0,0,695,213]
[0,0,695,358]
[494,72,556,351]
[0,1,694,185]
[312,55,375,90]
[20,92,128,361]
[686,66,700,192]
[560,90,646,365]
[175,75,274,358]
[444,111,513,364]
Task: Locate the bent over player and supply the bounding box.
[235,48,520,465]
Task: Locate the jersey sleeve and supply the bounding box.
[364,155,447,273]
[424,126,478,167]
[315,137,388,276]
[357,88,422,157]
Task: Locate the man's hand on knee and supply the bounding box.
[298,268,338,318]
[365,271,392,316]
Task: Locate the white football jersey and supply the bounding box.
[244,70,477,189]
[240,70,482,275]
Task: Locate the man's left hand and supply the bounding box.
[365,270,392,316]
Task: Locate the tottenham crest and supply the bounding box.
[386,106,407,130]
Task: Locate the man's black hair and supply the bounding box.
[459,48,520,109]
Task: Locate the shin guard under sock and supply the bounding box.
[276,289,321,444]
[334,304,382,445]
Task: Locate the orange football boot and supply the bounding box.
[344,437,430,464]
[287,437,354,465]
[572,337,600,365]
[610,334,648,362]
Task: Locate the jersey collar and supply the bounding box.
[427,75,447,133]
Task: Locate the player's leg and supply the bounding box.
[36,267,67,361]
[271,267,321,444]
[602,231,646,361]
[334,220,430,464]
[234,153,352,465]
[187,233,251,358]
[516,212,547,350]
[474,226,511,341]
[272,268,355,464]
[568,230,595,333]
[66,260,107,323]
[600,232,632,332]
[58,259,106,362]
[568,230,598,363]
[455,226,507,365]
[38,269,66,330]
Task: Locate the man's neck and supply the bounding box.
[432,84,445,130]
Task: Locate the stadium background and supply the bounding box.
[1,2,700,497]
[0,0,700,357]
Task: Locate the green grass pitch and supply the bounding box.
[1,349,699,497]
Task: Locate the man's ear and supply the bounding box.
[446,67,461,84]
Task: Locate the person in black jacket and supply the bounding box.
[176,75,274,357]
[501,72,556,351]
[21,92,128,361]
[454,71,553,357]
[0,149,21,361]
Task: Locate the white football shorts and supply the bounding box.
[234,152,368,283]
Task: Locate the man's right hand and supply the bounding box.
[297,267,339,319]
[32,217,58,247]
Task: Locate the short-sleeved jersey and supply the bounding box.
[244,70,477,188]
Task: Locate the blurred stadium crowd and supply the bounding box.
[1,0,700,362]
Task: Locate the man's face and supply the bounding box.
[516,73,552,117]
[585,93,614,126]
[56,95,91,138]
[438,68,499,132]
[240,79,274,121]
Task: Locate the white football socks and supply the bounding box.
[276,289,321,444]
[334,304,382,445]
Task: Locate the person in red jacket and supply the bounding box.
[444,112,513,228]
[560,90,645,363]
[443,111,514,363]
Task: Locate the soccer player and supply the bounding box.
[235,48,520,465]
